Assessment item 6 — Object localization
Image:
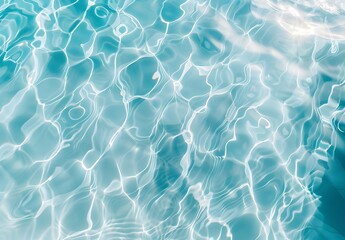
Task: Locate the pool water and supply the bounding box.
[0,0,345,239]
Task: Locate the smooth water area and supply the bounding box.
[0,0,345,239]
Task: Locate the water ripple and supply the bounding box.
[0,0,345,239]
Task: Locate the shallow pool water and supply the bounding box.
[1,0,345,239]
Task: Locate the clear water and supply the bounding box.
[0,0,345,239]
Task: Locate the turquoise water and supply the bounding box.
[1,0,345,239]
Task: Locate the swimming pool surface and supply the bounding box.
[1,0,345,239]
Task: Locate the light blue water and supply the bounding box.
[1,0,345,239]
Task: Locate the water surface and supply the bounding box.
[0,0,345,239]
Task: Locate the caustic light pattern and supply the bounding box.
[1,0,345,239]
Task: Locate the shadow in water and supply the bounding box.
[313,122,345,239]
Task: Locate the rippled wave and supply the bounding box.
[0,0,345,239]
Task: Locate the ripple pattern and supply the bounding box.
[0,0,345,239]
